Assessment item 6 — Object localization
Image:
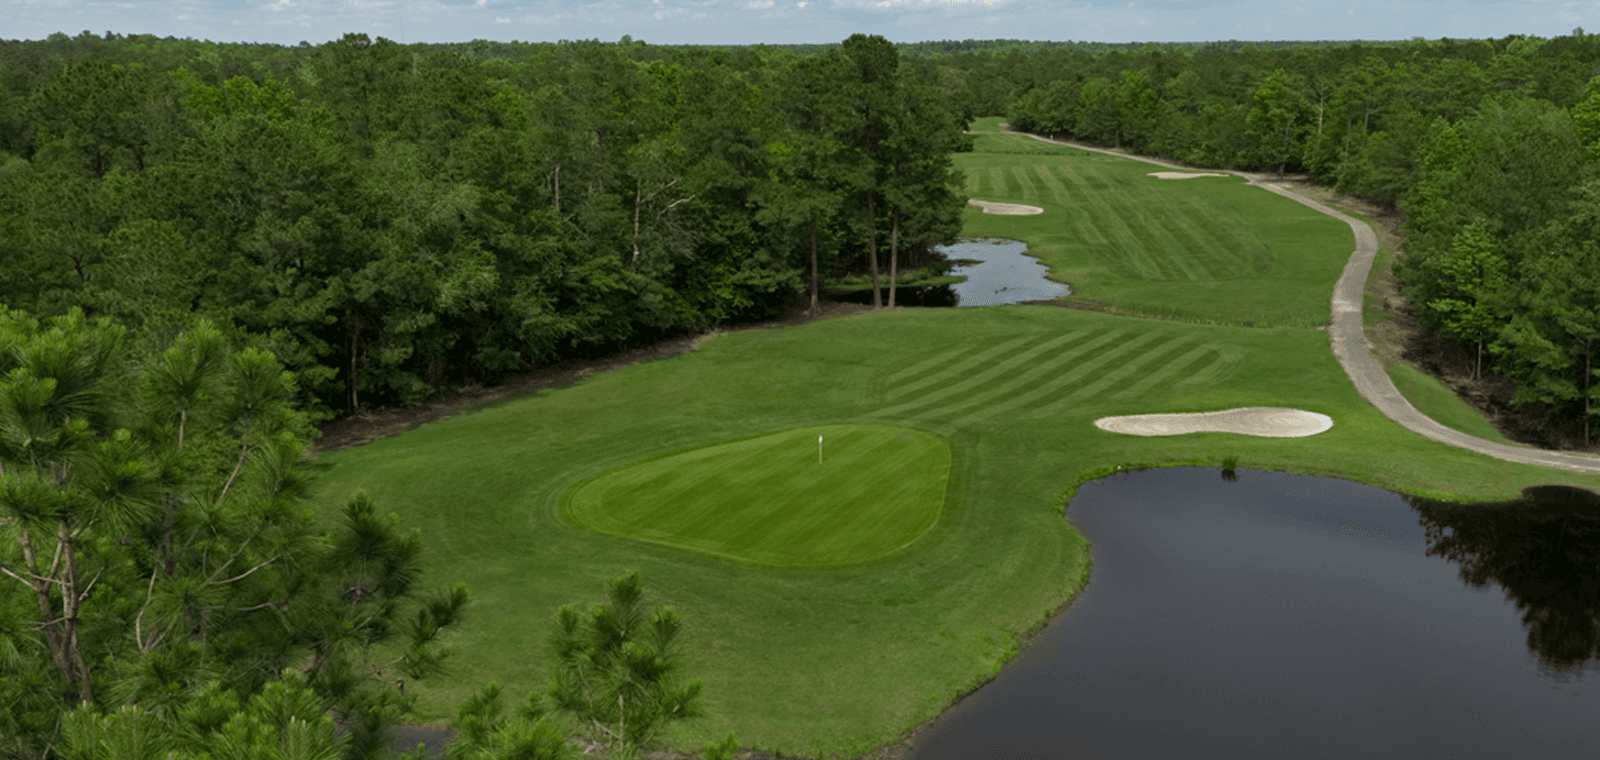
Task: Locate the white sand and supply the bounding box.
[968,199,1045,216]
[1147,171,1231,180]
[1094,407,1333,438]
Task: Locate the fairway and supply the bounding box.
[956,123,1351,327]
[565,425,950,566]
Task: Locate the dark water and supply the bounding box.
[945,238,1071,307]
[911,468,1600,760]
[827,239,1069,309]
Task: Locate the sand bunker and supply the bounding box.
[1148,172,1231,180]
[968,199,1044,216]
[1094,407,1333,438]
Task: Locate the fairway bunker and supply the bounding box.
[1094,407,1333,438]
[968,198,1044,215]
[563,424,951,566]
[1147,171,1231,180]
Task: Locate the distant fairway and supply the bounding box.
[958,121,1350,327]
[565,425,949,566]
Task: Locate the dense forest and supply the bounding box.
[0,31,967,420]
[8,25,1600,760]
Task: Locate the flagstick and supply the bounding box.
[818,434,823,464]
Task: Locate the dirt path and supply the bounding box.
[1014,131,1600,475]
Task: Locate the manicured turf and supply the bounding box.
[308,119,1600,758]
[959,118,1350,327]
[565,424,949,567]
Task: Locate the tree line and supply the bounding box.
[976,31,1600,448]
[0,32,966,420]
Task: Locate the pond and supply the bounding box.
[828,238,1069,308]
[910,467,1600,759]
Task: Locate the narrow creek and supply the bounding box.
[909,467,1600,759]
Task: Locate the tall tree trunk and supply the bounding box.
[554,165,561,214]
[59,521,93,703]
[889,203,900,309]
[809,206,819,320]
[596,127,606,193]
[632,177,643,268]
[1587,340,1593,449]
[867,191,881,310]
[18,532,72,690]
[348,313,362,415]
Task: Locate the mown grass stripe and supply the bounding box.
[876,334,1040,405]
[1173,201,1271,277]
[1102,341,1218,402]
[946,329,1170,428]
[1140,200,1242,280]
[1048,333,1186,407]
[881,329,1112,422]
[1172,347,1241,388]
[1035,164,1072,203]
[872,332,1084,417]
[1059,169,1181,280]
[910,329,1131,423]
[880,342,995,391]
[1011,165,1039,201]
[988,167,1007,197]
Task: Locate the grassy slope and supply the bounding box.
[565,424,950,567]
[309,122,1600,757]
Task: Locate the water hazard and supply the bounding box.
[910,468,1600,759]
[829,238,1069,308]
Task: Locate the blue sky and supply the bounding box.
[4,0,1596,46]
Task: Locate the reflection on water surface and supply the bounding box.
[910,468,1600,760]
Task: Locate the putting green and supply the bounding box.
[563,424,950,566]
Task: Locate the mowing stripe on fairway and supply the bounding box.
[563,424,951,567]
[1035,164,1072,201]
[872,334,1039,404]
[987,167,1006,196]
[891,329,1130,423]
[1171,346,1243,389]
[868,330,1095,419]
[1060,169,1193,281]
[1011,165,1039,200]
[943,329,1172,427]
[880,341,995,389]
[1101,341,1223,402]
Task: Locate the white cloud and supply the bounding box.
[495,16,510,22]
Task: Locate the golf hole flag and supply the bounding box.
[819,434,823,463]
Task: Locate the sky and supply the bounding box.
[4,0,1598,47]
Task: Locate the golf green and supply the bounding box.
[563,424,951,566]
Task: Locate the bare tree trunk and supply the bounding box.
[632,177,642,268]
[554,165,561,214]
[59,521,92,702]
[867,191,881,310]
[18,532,72,689]
[889,204,900,309]
[348,314,361,415]
[809,207,819,320]
[1587,341,1593,448]
[595,127,606,193]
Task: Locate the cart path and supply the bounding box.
[1012,131,1600,474]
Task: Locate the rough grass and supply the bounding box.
[306,117,1600,758]
[564,424,949,567]
[955,125,1350,327]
